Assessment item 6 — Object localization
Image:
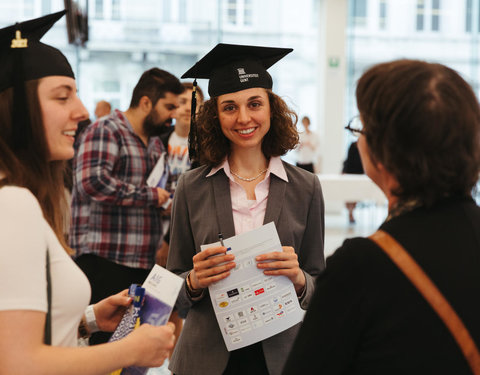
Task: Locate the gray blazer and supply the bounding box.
[167,161,325,375]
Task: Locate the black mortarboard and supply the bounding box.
[181,43,293,164]
[181,43,293,97]
[0,10,74,91]
[0,10,74,151]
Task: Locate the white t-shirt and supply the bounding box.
[296,130,320,164]
[0,185,91,347]
[166,131,190,193]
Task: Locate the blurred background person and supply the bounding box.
[70,68,184,345]
[295,115,320,173]
[161,82,205,209]
[341,137,365,224]
[157,82,205,268]
[94,100,111,119]
[283,59,480,374]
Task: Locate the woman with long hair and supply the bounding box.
[0,11,175,375]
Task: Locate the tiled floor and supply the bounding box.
[324,202,388,258]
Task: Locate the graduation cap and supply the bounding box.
[182,43,293,98]
[181,43,293,164]
[0,10,74,151]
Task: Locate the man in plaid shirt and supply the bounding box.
[70,68,184,344]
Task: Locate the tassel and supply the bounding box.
[188,79,198,163]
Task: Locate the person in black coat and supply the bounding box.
[283,59,480,374]
[342,140,364,223]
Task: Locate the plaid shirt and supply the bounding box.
[70,110,166,269]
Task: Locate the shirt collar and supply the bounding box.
[206,156,288,182]
[116,109,134,132]
[116,109,160,148]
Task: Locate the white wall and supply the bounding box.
[318,0,348,174]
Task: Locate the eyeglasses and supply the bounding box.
[344,116,365,137]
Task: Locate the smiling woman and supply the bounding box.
[217,88,271,152]
[0,10,177,375]
[39,76,88,161]
[166,43,326,375]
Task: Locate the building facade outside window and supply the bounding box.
[346,0,480,146]
[3,0,480,169]
[112,0,121,20]
[416,0,425,30]
[379,0,387,29]
[351,0,367,27]
[95,0,104,19]
[431,0,440,31]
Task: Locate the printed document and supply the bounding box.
[201,222,304,351]
[146,153,167,188]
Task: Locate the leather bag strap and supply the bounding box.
[369,230,480,374]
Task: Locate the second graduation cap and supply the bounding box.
[0,10,74,92]
[0,10,74,151]
[182,43,293,98]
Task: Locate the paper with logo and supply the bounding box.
[109,284,145,346]
[146,153,168,188]
[201,222,304,351]
[108,265,183,375]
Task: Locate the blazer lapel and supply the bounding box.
[211,171,236,239]
[264,174,286,226]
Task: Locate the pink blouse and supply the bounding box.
[207,156,288,235]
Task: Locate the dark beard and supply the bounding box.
[143,114,173,138]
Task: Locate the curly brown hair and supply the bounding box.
[356,59,480,207]
[194,90,299,166]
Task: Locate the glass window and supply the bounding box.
[24,0,34,17]
[227,0,237,25]
[311,0,319,27]
[112,0,121,20]
[431,0,440,31]
[466,0,472,32]
[163,0,171,22]
[0,0,320,164]
[42,0,51,15]
[244,0,252,25]
[477,0,480,32]
[95,0,104,19]
[179,0,187,23]
[416,0,425,30]
[350,0,367,27]
[379,0,387,30]
[347,0,480,121]
[93,80,120,93]
[223,0,254,27]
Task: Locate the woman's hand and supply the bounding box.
[93,290,132,332]
[125,322,176,368]
[189,246,236,290]
[256,246,306,295]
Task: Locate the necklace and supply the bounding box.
[231,168,268,182]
